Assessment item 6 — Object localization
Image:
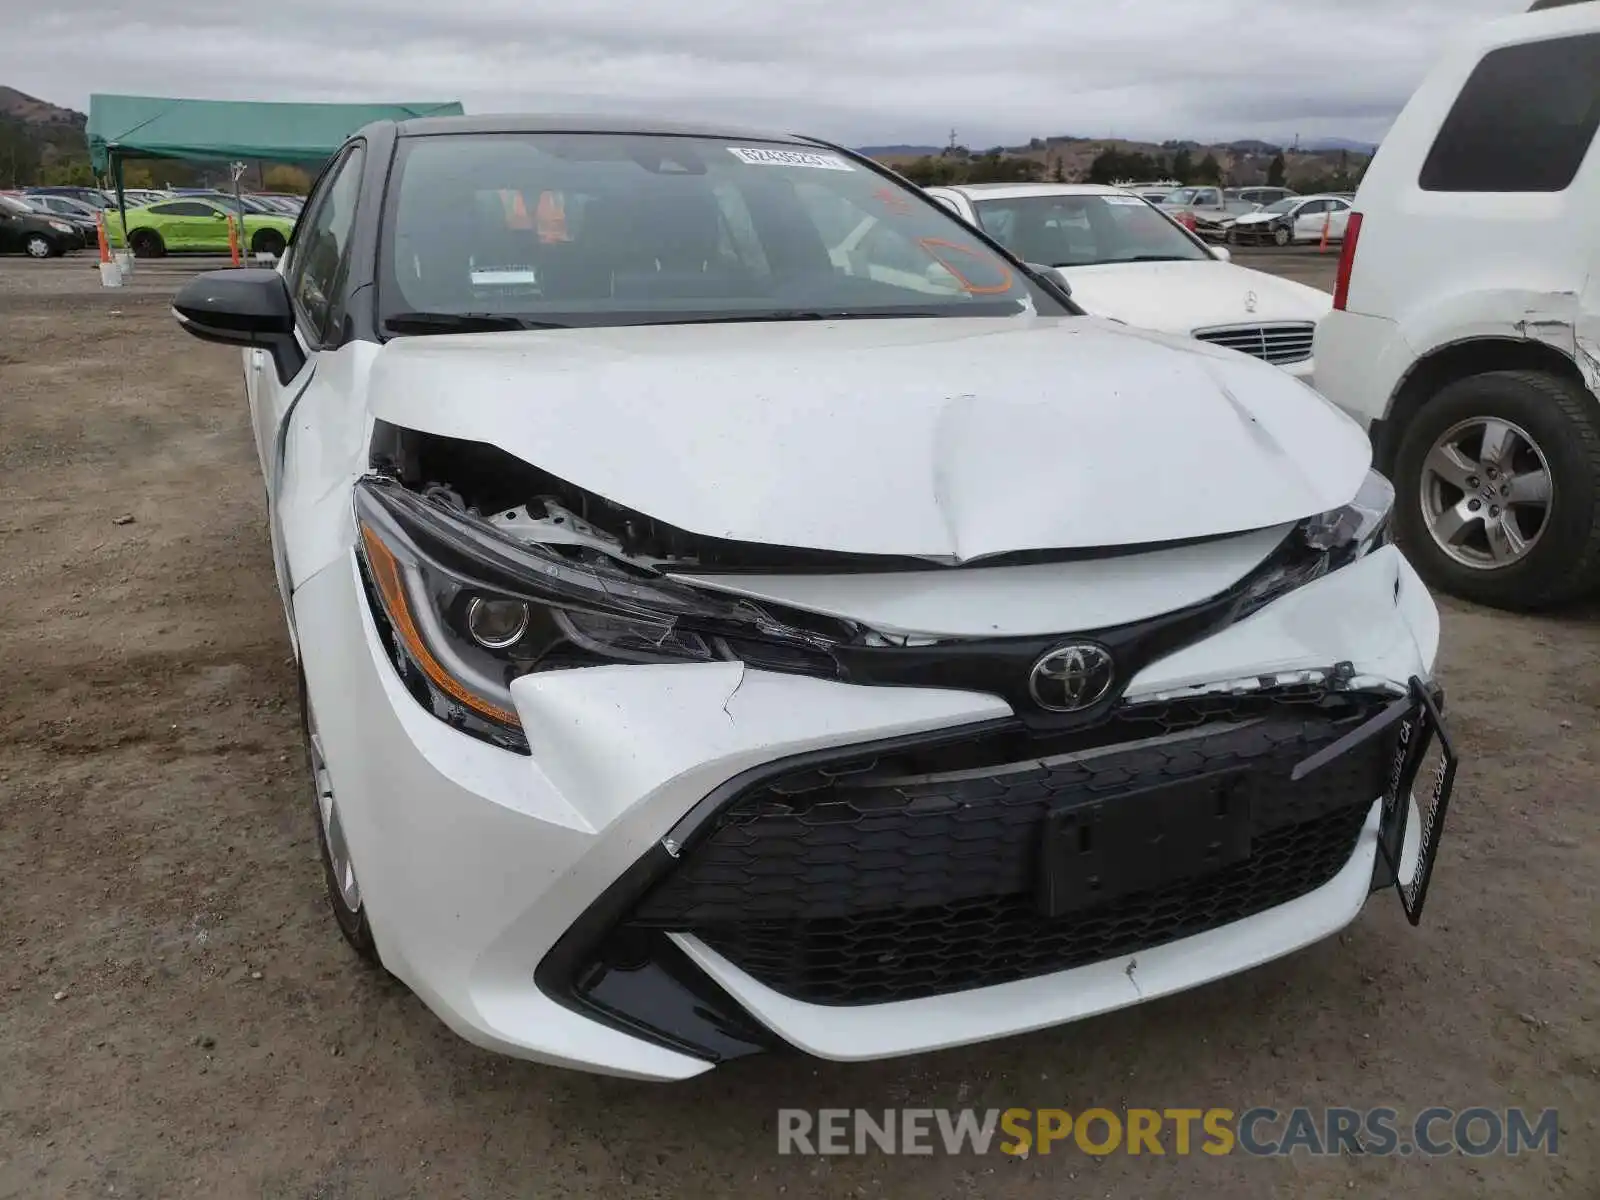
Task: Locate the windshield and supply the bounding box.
[1261,198,1299,215]
[971,194,1208,267]
[1160,188,1199,205]
[0,196,32,215]
[379,133,1062,330]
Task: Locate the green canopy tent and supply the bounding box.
[86,94,464,254]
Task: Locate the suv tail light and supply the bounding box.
[1333,212,1363,311]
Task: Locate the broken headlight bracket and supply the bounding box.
[1291,675,1457,924]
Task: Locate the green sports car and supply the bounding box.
[106,196,296,258]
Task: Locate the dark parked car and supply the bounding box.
[18,193,101,242]
[25,185,114,211]
[0,195,86,257]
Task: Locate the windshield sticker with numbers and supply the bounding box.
[728,147,855,171]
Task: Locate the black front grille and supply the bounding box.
[618,687,1397,1006]
[683,805,1368,1004]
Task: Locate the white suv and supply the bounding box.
[1314,0,1600,610]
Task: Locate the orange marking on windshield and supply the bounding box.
[916,237,1015,295]
[873,187,913,215]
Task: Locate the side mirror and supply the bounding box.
[1026,263,1072,299]
[172,269,305,383]
[1211,246,1233,263]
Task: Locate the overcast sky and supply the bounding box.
[8,0,1526,147]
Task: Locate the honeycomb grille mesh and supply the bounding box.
[626,690,1394,1005]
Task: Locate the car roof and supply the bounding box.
[387,113,816,144]
[930,182,1130,200]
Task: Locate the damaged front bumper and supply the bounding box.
[291,542,1453,1079]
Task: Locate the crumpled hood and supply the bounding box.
[1054,260,1331,337]
[365,315,1370,561]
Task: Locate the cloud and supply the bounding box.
[6,0,1525,146]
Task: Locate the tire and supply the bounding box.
[1272,225,1292,247]
[127,229,164,258]
[23,234,55,259]
[251,229,286,258]
[299,669,381,965]
[1391,369,1600,610]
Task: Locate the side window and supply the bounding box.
[150,202,203,217]
[288,144,366,344]
[1298,200,1329,216]
[1420,32,1600,193]
[975,205,1016,246]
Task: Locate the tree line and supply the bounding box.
[884,143,1366,193]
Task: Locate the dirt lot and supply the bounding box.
[2,251,1597,1199]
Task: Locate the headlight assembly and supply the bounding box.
[1302,469,1394,564]
[1234,469,1395,619]
[352,469,1398,754]
[352,478,854,754]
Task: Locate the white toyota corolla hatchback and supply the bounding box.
[173,115,1458,1081]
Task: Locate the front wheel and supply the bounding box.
[299,669,380,965]
[127,229,164,258]
[251,229,286,258]
[1391,369,1600,610]
[24,234,55,259]
[1273,225,1292,247]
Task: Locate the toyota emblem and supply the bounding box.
[1029,644,1116,713]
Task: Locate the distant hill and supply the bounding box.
[0,86,89,186]
[0,85,85,129]
[856,144,943,157]
[1302,137,1379,154]
[1223,139,1283,154]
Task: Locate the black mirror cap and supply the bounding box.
[1025,263,1072,300]
[173,268,293,337]
[172,269,305,383]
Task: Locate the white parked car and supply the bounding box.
[170,115,1456,1080]
[925,183,1331,382]
[1223,194,1355,247]
[1316,0,1600,609]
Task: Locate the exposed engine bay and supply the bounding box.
[369,421,925,573]
[367,422,1231,574]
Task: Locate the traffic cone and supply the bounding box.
[95,213,122,287]
[1320,211,1332,253]
[536,190,569,243]
[227,215,241,266]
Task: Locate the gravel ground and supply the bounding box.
[1,251,1596,1199]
